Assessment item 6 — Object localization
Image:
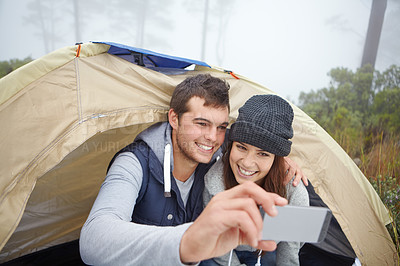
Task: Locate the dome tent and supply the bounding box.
[0,42,397,265]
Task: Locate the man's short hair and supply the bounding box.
[170,74,230,117]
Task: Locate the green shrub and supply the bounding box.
[369,175,400,258]
[0,57,33,79]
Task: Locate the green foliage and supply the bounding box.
[372,87,400,133]
[370,175,400,257]
[0,57,33,79]
[298,64,400,256]
[371,175,400,217]
[299,64,400,155]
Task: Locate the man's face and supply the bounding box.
[171,97,229,165]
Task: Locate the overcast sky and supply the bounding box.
[1,0,399,102]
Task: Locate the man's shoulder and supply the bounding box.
[135,121,169,141]
[134,122,170,162]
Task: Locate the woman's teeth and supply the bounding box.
[238,166,256,176]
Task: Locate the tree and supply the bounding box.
[361,0,387,68]
[108,0,173,49]
[372,65,400,133]
[0,57,33,79]
[377,0,400,69]
[298,64,400,155]
[184,0,236,64]
[24,0,67,54]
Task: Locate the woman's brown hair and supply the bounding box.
[223,142,287,198]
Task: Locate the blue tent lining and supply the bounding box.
[93,41,210,69]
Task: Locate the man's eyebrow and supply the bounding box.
[193,118,211,123]
[193,118,229,126]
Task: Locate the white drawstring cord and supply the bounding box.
[227,249,233,266]
[163,143,171,197]
[255,249,262,266]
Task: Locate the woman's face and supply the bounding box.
[229,141,275,185]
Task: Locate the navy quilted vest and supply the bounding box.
[108,140,217,226]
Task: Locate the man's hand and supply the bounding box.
[284,157,308,186]
[179,182,288,264]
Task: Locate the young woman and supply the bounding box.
[201,94,309,266]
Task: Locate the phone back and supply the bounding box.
[262,205,332,243]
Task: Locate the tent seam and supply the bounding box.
[75,58,83,122]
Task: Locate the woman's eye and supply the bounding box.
[236,144,246,150]
[259,152,269,157]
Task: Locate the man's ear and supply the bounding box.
[168,109,179,129]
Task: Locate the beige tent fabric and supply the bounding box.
[0,43,109,106]
[0,43,397,265]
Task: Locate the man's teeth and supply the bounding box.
[197,143,212,151]
[239,166,256,176]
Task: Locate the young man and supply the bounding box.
[80,74,303,265]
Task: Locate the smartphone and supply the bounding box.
[261,205,332,243]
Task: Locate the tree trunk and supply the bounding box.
[361,0,387,69]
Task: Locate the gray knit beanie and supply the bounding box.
[229,95,294,157]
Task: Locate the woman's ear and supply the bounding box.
[168,109,179,129]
